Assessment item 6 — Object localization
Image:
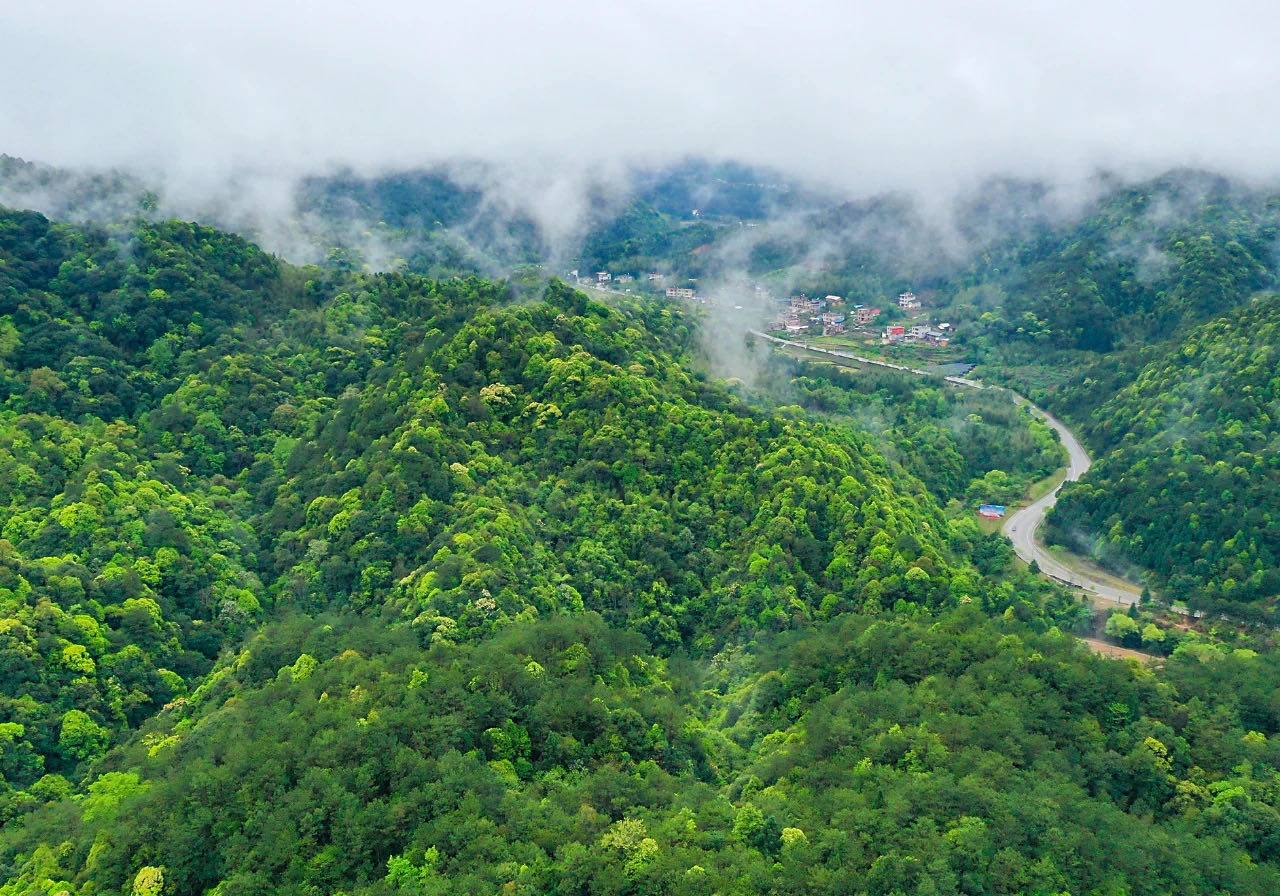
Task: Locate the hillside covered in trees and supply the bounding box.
[3,205,1280,895]
[953,171,1279,359]
[4,158,1280,892]
[1045,294,1280,616]
[923,171,1280,616]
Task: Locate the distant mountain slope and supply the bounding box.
[962,170,1280,355]
[631,157,815,221]
[0,155,156,224]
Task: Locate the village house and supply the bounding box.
[666,286,696,299]
[904,323,951,346]
[790,294,823,315]
[926,323,952,344]
[855,306,881,325]
[898,291,921,310]
[596,272,611,283]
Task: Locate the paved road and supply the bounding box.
[748,329,1141,606]
[1000,401,1141,606]
[747,330,984,389]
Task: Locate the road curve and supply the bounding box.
[1000,401,1140,606]
[746,329,1141,605]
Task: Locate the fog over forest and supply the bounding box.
[4,0,1280,209]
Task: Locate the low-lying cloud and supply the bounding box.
[5,0,1280,196]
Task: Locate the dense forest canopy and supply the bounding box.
[2,157,1280,894]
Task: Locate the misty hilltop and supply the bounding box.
[10,152,1279,298]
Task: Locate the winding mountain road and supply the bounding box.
[749,330,1142,606]
[1000,402,1140,606]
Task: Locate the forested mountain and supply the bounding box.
[0,157,157,226]
[959,170,1280,358]
[936,172,1280,616]
[15,606,1280,896]
[630,158,815,222]
[0,205,973,830]
[0,207,301,782]
[4,205,1280,895]
[5,167,1280,893]
[291,166,549,276]
[1045,294,1280,615]
[0,156,839,283]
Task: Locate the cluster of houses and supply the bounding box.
[573,277,952,349]
[586,270,710,301]
[853,305,882,326]
[769,294,884,337]
[772,293,893,337]
[882,322,952,346]
[583,270,706,301]
[594,271,639,285]
[883,291,955,342]
[763,288,957,346]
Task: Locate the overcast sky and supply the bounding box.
[3,1,1280,194]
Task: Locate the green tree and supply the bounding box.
[1104,612,1140,645]
[57,710,107,763]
